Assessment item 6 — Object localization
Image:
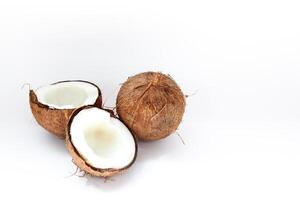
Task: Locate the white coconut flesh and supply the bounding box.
[35,81,99,109]
[70,107,136,169]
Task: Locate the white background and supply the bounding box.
[0,0,300,199]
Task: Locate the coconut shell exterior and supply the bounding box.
[116,72,186,141]
[29,80,102,139]
[65,106,137,177]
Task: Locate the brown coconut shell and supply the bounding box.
[65,106,138,177]
[116,72,186,141]
[29,80,102,139]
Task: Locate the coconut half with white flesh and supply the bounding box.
[66,106,137,177]
[29,80,102,138]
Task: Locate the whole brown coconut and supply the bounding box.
[116,72,186,141]
[29,80,102,138]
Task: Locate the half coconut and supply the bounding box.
[66,106,137,177]
[30,80,102,138]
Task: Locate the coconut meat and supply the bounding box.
[35,81,99,109]
[70,108,136,169]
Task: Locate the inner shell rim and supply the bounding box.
[69,107,137,170]
[34,81,99,109]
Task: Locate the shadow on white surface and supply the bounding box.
[76,137,186,190]
[43,131,68,153]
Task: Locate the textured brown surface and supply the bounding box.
[65,106,137,177]
[29,80,102,139]
[116,72,186,141]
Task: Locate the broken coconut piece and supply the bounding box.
[30,80,102,138]
[66,106,137,177]
[116,72,186,141]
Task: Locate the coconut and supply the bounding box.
[66,106,137,177]
[116,72,185,141]
[29,80,102,138]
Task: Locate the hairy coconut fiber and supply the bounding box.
[116,72,186,141]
